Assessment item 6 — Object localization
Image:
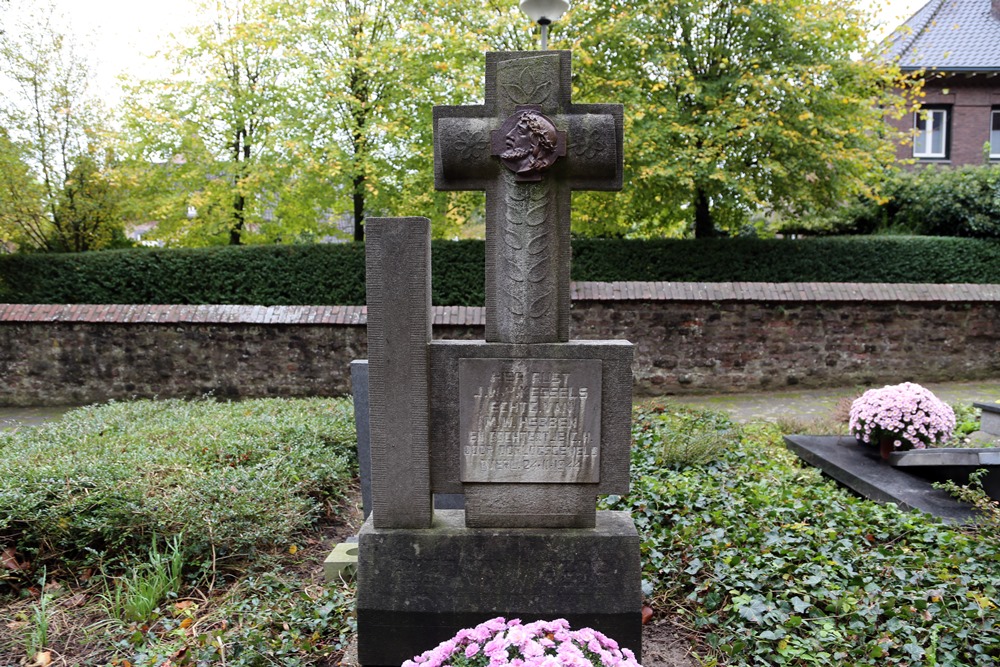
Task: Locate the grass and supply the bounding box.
[24,570,52,659]
[1,396,997,665]
[101,536,185,624]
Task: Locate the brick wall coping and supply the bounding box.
[1,282,998,325]
[569,281,1000,302]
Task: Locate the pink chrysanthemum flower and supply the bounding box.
[406,618,641,667]
[849,382,956,452]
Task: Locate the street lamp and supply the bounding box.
[519,0,569,50]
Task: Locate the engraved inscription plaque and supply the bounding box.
[459,358,602,483]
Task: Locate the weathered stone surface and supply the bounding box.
[974,402,1000,435]
[365,217,433,529]
[463,484,598,529]
[351,359,466,515]
[429,340,632,528]
[2,291,999,406]
[356,509,641,666]
[429,340,633,494]
[434,51,623,344]
[784,435,976,523]
[350,360,372,519]
[573,298,1000,395]
[459,358,602,484]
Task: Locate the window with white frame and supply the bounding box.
[991,109,1000,159]
[913,108,948,159]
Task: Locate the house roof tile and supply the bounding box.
[882,0,1000,70]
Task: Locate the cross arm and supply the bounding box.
[434,105,498,192]
[562,103,624,192]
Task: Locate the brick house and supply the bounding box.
[883,0,1000,166]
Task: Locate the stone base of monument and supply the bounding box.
[889,448,1000,500]
[356,509,642,667]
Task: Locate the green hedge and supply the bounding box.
[571,237,1000,283]
[2,237,999,306]
[0,244,369,306]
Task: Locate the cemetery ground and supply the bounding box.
[1,397,998,666]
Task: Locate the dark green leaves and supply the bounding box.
[604,406,1000,665]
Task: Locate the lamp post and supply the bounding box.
[519,0,569,50]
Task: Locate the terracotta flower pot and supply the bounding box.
[879,435,896,461]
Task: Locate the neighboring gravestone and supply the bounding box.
[356,51,639,667]
[349,361,372,519]
[974,402,1000,436]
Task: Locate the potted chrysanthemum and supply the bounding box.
[849,382,956,459]
[403,617,641,667]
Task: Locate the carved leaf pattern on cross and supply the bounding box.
[572,127,607,161]
[453,127,489,163]
[499,60,554,108]
[502,170,552,319]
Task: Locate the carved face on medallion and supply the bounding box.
[491,109,566,181]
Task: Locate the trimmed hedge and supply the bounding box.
[1,237,999,306]
[0,244,369,306]
[571,237,1000,284]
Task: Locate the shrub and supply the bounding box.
[571,236,1000,284]
[799,166,1000,238]
[849,382,956,452]
[631,403,738,468]
[0,397,357,584]
[3,237,1000,306]
[0,244,368,305]
[402,617,640,667]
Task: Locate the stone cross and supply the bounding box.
[435,51,623,344]
[358,51,640,665]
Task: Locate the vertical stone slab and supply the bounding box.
[350,359,372,519]
[365,217,433,529]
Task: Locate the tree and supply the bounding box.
[0,128,47,248]
[120,0,533,245]
[0,1,125,251]
[281,0,531,241]
[121,0,295,246]
[567,0,917,237]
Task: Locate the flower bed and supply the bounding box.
[404,618,641,667]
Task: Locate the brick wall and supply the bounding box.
[2,282,999,405]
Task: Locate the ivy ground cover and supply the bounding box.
[605,404,1000,665]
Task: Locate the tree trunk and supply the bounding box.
[353,173,365,242]
[231,191,245,245]
[230,128,249,245]
[694,188,713,238]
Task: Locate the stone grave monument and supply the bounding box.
[356,51,639,666]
